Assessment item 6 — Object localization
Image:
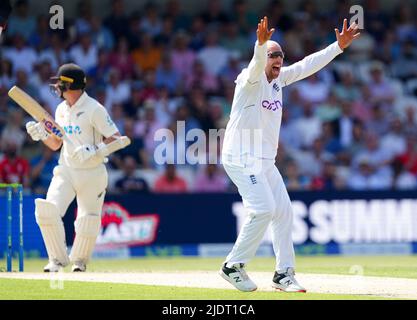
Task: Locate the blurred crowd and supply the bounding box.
[1,0,417,194]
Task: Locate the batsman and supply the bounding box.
[25,63,126,272]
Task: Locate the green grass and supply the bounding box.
[4,255,416,278]
[1,255,416,300]
[0,278,391,300]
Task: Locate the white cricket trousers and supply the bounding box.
[46,164,108,218]
[223,157,295,272]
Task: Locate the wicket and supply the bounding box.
[0,183,24,272]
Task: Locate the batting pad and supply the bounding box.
[35,199,70,266]
[69,214,101,264]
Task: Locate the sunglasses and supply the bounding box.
[268,51,285,59]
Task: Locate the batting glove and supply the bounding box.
[26,121,49,141]
[72,144,97,163]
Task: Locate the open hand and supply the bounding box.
[335,19,361,50]
[257,16,275,46]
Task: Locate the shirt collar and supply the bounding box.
[65,92,88,110]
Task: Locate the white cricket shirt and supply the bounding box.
[55,92,119,169]
[222,41,343,163]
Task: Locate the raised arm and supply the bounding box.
[240,16,275,85]
[280,19,360,87]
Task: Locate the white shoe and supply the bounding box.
[72,261,87,272]
[219,263,257,292]
[272,267,306,293]
[43,259,66,272]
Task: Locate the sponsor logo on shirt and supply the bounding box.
[262,99,282,112]
[273,83,281,92]
[64,125,82,135]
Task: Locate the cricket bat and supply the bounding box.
[8,86,69,143]
[8,85,131,156]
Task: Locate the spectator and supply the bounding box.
[154,17,174,48]
[38,33,68,71]
[6,0,36,40]
[352,132,392,171]
[321,121,343,155]
[136,70,159,104]
[0,140,30,187]
[112,119,149,169]
[131,32,162,72]
[27,15,51,50]
[296,73,330,105]
[201,0,230,26]
[197,30,230,76]
[171,31,196,82]
[88,50,111,88]
[334,70,361,102]
[154,164,188,193]
[3,35,38,74]
[135,99,165,156]
[0,58,14,89]
[396,135,417,175]
[380,117,407,160]
[0,0,416,194]
[393,3,417,43]
[103,0,129,39]
[74,0,93,36]
[194,164,228,192]
[311,158,345,191]
[391,39,417,82]
[335,100,356,149]
[140,2,163,38]
[346,119,366,157]
[188,87,216,132]
[315,91,341,122]
[104,68,131,112]
[0,91,10,132]
[123,82,144,118]
[188,15,206,51]
[294,102,321,149]
[69,32,98,71]
[0,108,26,150]
[220,21,250,59]
[403,106,417,137]
[294,137,334,178]
[30,145,59,194]
[347,30,376,62]
[219,52,242,88]
[280,107,302,152]
[366,104,390,136]
[108,37,135,80]
[155,53,181,94]
[351,84,373,123]
[391,158,417,190]
[35,60,62,114]
[163,0,191,31]
[153,87,177,127]
[110,103,126,135]
[367,61,396,108]
[90,16,115,51]
[282,160,310,191]
[232,0,259,35]
[115,156,150,194]
[184,59,219,93]
[348,156,392,190]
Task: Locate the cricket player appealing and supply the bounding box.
[220,17,360,292]
[26,63,125,272]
